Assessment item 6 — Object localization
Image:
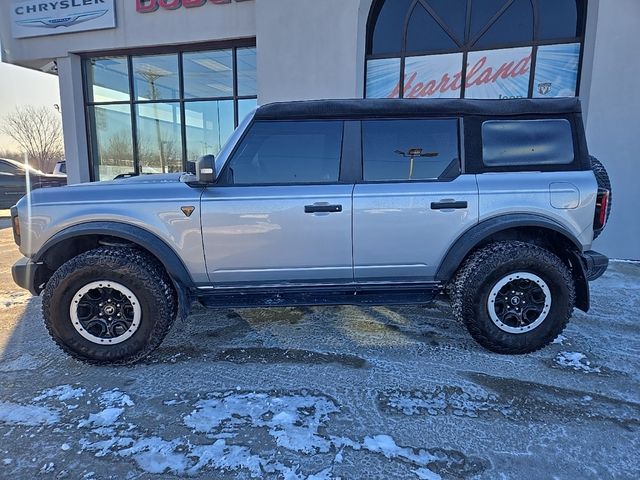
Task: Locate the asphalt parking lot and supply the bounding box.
[0,218,638,479]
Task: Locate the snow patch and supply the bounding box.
[0,402,59,426]
[555,352,601,373]
[414,467,442,479]
[79,408,125,428]
[34,385,85,402]
[100,390,134,408]
[552,334,567,345]
[184,392,339,453]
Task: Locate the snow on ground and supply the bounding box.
[0,222,638,479]
[554,351,602,373]
[0,402,59,426]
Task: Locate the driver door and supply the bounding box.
[200,120,354,287]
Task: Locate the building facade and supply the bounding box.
[1,0,638,259]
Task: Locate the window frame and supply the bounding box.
[358,116,463,184]
[364,0,587,99]
[82,38,257,182]
[216,119,348,187]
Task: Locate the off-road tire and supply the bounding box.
[42,247,177,365]
[590,156,612,240]
[451,241,574,354]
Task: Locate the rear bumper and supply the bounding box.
[12,258,41,296]
[581,250,609,281]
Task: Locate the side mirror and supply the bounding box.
[196,154,216,184]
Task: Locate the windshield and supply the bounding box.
[214,107,257,174]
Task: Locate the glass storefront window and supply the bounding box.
[238,98,258,124]
[366,58,401,98]
[185,100,235,162]
[183,50,233,99]
[237,47,257,96]
[132,54,180,101]
[88,104,135,180]
[85,44,257,181]
[136,103,183,174]
[86,57,130,103]
[465,47,532,99]
[365,0,585,100]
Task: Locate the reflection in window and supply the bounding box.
[85,45,258,181]
[132,54,179,101]
[228,121,343,185]
[362,119,459,181]
[406,3,458,53]
[136,103,183,174]
[185,100,235,161]
[237,47,257,96]
[482,119,574,166]
[238,98,258,124]
[86,57,130,103]
[88,104,135,180]
[473,0,533,48]
[183,50,233,98]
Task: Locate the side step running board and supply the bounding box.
[197,284,442,309]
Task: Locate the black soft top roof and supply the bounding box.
[254,98,581,120]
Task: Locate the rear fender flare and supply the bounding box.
[435,213,583,280]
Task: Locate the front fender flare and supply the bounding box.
[36,221,196,288]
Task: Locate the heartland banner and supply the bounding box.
[533,43,580,98]
[367,46,545,100]
[464,47,532,99]
[366,58,401,98]
[11,0,116,39]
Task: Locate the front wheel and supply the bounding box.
[42,247,177,364]
[451,241,575,354]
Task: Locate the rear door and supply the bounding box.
[353,118,479,283]
[200,120,354,287]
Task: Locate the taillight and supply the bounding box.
[593,188,609,231]
[10,206,21,246]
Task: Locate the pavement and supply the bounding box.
[0,219,638,479]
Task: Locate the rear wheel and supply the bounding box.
[42,247,177,364]
[451,241,574,354]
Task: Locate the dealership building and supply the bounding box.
[0,0,638,259]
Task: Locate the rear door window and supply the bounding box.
[226,120,343,185]
[482,119,574,166]
[362,119,459,182]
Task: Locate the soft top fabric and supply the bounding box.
[254,98,582,120]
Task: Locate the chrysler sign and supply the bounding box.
[11,0,116,39]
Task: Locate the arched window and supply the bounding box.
[365,0,586,99]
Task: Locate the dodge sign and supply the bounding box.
[11,0,116,39]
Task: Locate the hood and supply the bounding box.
[69,172,184,187]
[18,172,193,209]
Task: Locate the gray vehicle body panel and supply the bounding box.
[353,175,479,282]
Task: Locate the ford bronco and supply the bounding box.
[11,98,611,364]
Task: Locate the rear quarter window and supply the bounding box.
[482,119,574,167]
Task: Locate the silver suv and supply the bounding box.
[11,98,611,364]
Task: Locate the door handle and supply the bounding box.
[304,204,343,213]
[430,200,467,210]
